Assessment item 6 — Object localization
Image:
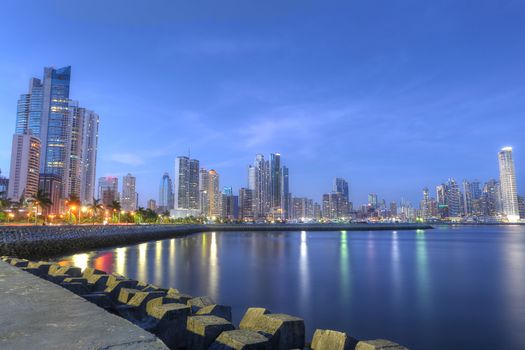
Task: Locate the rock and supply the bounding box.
[149,303,192,349]
[187,296,215,313]
[239,308,271,330]
[355,339,408,350]
[186,315,235,350]
[196,304,233,322]
[311,329,358,350]
[104,279,139,300]
[241,313,305,350]
[10,258,29,267]
[209,329,271,350]
[118,288,141,304]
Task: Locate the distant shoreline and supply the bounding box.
[0,223,431,259]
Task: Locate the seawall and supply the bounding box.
[0,223,432,260]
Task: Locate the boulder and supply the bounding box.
[209,329,271,350]
[186,315,235,350]
[196,304,233,322]
[355,339,408,350]
[311,329,358,350]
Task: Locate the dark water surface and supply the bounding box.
[57,226,525,349]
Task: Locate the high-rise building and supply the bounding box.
[147,199,157,211]
[98,177,119,207]
[8,132,41,201]
[0,170,9,200]
[250,154,271,218]
[174,156,200,211]
[333,178,349,201]
[222,187,239,220]
[199,168,209,216]
[518,196,525,219]
[207,169,221,218]
[80,109,99,204]
[38,174,61,215]
[158,172,174,212]
[322,192,349,220]
[281,166,290,219]
[239,188,254,221]
[270,153,281,209]
[481,179,501,217]
[121,173,137,211]
[368,193,378,209]
[498,147,520,222]
[14,66,99,201]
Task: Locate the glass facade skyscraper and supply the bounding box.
[498,147,519,222]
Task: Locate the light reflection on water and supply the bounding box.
[57,226,525,350]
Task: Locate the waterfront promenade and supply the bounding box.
[0,223,432,259]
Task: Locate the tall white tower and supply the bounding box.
[498,147,519,222]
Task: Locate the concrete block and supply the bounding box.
[63,277,88,286]
[239,308,271,330]
[241,313,305,350]
[10,258,29,267]
[196,304,233,322]
[146,296,182,315]
[87,274,111,291]
[311,329,358,350]
[209,329,271,350]
[142,284,166,292]
[187,296,215,313]
[186,315,235,350]
[167,288,193,303]
[48,274,72,284]
[355,339,408,350]
[61,282,90,295]
[82,267,106,279]
[118,288,141,304]
[127,291,167,312]
[105,279,139,300]
[21,267,43,277]
[50,266,82,277]
[28,261,55,275]
[149,303,192,349]
[81,292,113,309]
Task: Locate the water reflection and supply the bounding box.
[209,232,219,300]
[339,231,350,304]
[72,253,89,271]
[115,247,127,276]
[299,231,309,305]
[416,230,430,311]
[138,242,148,281]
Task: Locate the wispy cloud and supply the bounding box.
[107,153,145,166]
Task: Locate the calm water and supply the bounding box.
[57,226,525,350]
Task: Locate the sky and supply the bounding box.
[1,0,524,206]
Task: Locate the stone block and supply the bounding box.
[127,291,166,312]
[239,308,271,330]
[187,296,215,313]
[81,292,113,309]
[87,274,111,291]
[28,261,55,275]
[82,267,106,279]
[241,313,305,350]
[186,315,235,350]
[63,277,88,286]
[149,303,192,349]
[10,258,29,267]
[142,284,166,292]
[146,296,182,315]
[311,329,358,350]
[61,282,90,295]
[209,329,271,350]
[104,279,139,299]
[355,339,408,350]
[21,267,43,277]
[118,288,141,304]
[167,288,193,303]
[49,266,82,277]
[47,274,72,284]
[196,304,233,322]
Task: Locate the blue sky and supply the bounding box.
[1,0,524,206]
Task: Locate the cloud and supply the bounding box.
[107,153,145,166]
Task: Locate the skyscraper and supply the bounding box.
[14,66,99,201]
[498,147,520,222]
[199,168,209,216]
[0,170,8,200]
[249,154,271,218]
[239,188,254,221]
[158,172,174,212]
[281,166,290,219]
[270,153,282,209]
[174,156,200,211]
[8,132,41,200]
[98,177,119,207]
[207,169,221,218]
[333,178,349,201]
[121,173,137,212]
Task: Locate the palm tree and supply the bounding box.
[108,200,121,223]
[30,189,53,224]
[88,198,103,224]
[65,194,81,224]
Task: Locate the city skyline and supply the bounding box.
[1,1,524,205]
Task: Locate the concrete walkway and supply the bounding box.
[0,261,168,350]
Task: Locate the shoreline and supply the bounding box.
[0,223,431,260]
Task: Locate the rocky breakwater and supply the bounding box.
[2,256,408,350]
[0,224,207,259]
